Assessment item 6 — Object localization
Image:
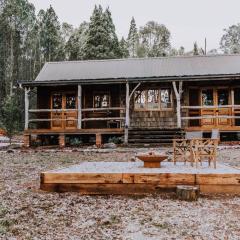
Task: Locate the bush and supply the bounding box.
[108,136,123,144]
[0,95,21,144]
[68,136,83,147]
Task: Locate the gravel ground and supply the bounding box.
[0,147,240,240]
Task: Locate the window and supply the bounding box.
[134,89,172,110]
[160,89,172,109]
[94,93,110,108]
[234,88,240,105]
[52,94,62,109]
[217,89,229,106]
[202,89,213,106]
[148,90,159,109]
[66,94,76,109]
[135,91,146,109]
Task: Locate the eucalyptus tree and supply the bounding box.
[0,0,35,100]
[65,22,89,60]
[138,21,171,57]
[220,24,240,54]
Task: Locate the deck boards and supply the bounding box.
[25,128,124,135]
[40,162,240,194]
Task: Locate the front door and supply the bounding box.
[51,93,63,129]
[51,92,77,130]
[216,89,231,126]
[201,89,215,127]
[65,93,77,129]
[201,88,231,127]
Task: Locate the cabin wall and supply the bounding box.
[83,84,122,129]
[37,87,51,129]
[36,86,77,129]
[128,83,187,129]
[183,81,240,129]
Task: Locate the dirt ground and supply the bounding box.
[0,147,240,240]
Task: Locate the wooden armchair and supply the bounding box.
[191,129,219,168]
[173,130,219,168]
[173,131,203,165]
[191,138,218,168]
[173,139,192,165]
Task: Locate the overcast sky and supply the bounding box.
[29,0,240,51]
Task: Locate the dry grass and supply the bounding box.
[0,147,240,240]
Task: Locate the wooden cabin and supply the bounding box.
[20,54,240,147]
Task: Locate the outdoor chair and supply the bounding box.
[191,129,219,168]
[173,130,218,168]
[173,131,203,165]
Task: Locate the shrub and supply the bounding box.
[108,136,123,144]
[0,95,21,144]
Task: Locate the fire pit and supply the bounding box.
[136,152,168,168]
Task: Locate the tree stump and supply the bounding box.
[176,185,200,201]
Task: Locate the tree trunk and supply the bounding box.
[77,85,82,129]
[124,82,129,144]
[172,81,183,128]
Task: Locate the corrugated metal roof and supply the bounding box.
[35,54,240,82]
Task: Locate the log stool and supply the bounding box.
[176,185,200,201]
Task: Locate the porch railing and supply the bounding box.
[27,107,125,126]
[181,105,240,120]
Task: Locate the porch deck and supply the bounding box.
[24,128,124,135]
[185,126,240,131]
[40,161,240,194]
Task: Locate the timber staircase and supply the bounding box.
[128,128,184,145]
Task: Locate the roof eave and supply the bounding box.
[18,74,240,87]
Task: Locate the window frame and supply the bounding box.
[134,88,173,111]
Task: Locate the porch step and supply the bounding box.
[128,128,184,145]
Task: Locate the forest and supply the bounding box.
[1,0,240,133]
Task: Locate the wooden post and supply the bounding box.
[24,88,30,130]
[96,133,102,147]
[59,134,65,148]
[23,134,31,148]
[173,81,183,128]
[231,89,234,126]
[124,82,141,144]
[124,82,130,144]
[77,85,82,129]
